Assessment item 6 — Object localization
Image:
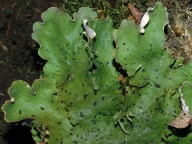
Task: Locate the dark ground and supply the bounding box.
[0,1,63,143]
[0,0,192,143]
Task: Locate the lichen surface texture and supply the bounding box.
[2,2,192,144]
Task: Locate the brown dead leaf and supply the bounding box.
[173,22,184,36]
[183,38,192,59]
[168,111,192,129]
[118,75,127,85]
[97,10,106,20]
[128,3,143,24]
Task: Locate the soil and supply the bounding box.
[0,0,63,143]
[0,0,192,143]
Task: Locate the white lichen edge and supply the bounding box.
[10,97,14,103]
[179,81,191,115]
[139,6,155,33]
[140,2,169,34]
[83,19,96,39]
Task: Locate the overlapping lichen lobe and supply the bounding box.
[128,3,143,24]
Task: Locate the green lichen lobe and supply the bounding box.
[2,2,192,144]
